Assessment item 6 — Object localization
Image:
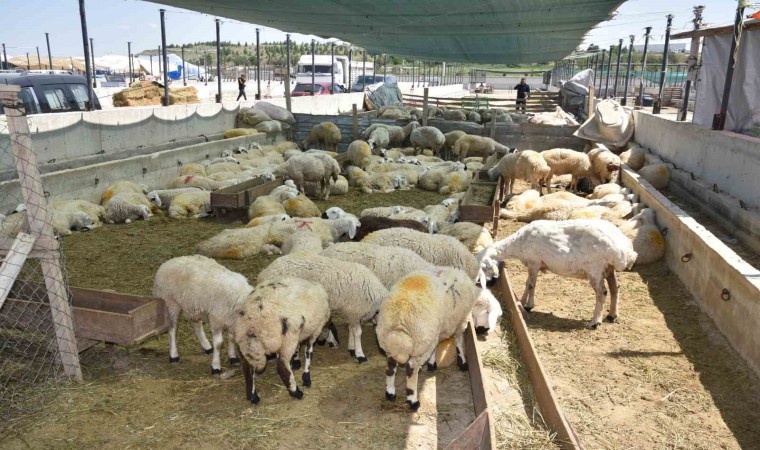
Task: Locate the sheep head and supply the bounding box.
[475,246,501,288]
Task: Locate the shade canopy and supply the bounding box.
[152,0,624,63]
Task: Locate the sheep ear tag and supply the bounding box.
[348,222,357,239]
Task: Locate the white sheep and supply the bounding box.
[103,192,152,224]
[377,267,479,410]
[281,230,324,255]
[281,195,321,218]
[234,277,330,404]
[476,219,637,328]
[303,175,348,197]
[587,145,621,184]
[438,170,471,196]
[245,213,290,228]
[100,180,149,205]
[442,130,467,156]
[363,228,479,279]
[168,191,212,219]
[321,242,434,288]
[321,206,358,223]
[206,162,242,175]
[618,208,665,265]
[302,122,341,151]
[358,172,395,194]
[418,161,466,192]
[146,188,203,210]
[620,143,646,170]
[268,181,300,203]
[179,163,207,177]
[453,135,508,161]
[437,222,494,254]
[366,127,390,152]
[489,150,551,195]
[588,183,627,199]
[540,148,598,193]
[257,253,389,362]
[638,163,670,189]
[167,175,222,191]
[51,210,94,236]
[410,126,446,156]
[248,195,287,219]
[471,288,503,335]
[280,153,340,200]
[50,199,105,227]
[347,140,372,169]
[153,255,253,373]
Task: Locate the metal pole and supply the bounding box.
[90,38,96,88]
[215,18,222,103]
[654,14,674,114]
[605,45,613,97]
[621,35,635,106]
[127,42,132,84]
[714,3,745,129]
[36,47,41,70]
[638,27,652,107]
[45,32,53,73]
[348,47,353,91]
[78,0,94,110]
[1,44,6,70]
[181,45,186,86]
[26,53,30,71]
[383,54,387,78]
[412,59,415,88]
[204,52,208,86]
[679,5,704,121]
[310,39,315,96]
[597,49,606,92]
[160,9,169,106]
[150,55,153,75]
[362,50,366,90]
[256,28,261,100]
[331,42,335,94]
[285,34,292,112]
[613,39,623,98]
[157,46,162,74]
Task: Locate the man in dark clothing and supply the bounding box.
[515,78,530,113]
[237,75,247,101]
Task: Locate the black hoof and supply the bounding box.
[291,359,302,370]
[377,346,387,357]
[302,372,311,387]
[427,362,437,372]
[266,353,277,361]
[248,391,261,405]
[458,362,469,372]
[228,357,240,365]
[589,323,600,330]
[475,326,489,335]
[605,315,617,323]
[316,339,327,346]
[386,391,396,401]
[357,356,368,364]
[348,349,356,358]
[169,356,180,363]
[203,347,213,355]
[211,367,222,375]
[523,306,533,312]
[406,400,421,411]
[289,388,304,400]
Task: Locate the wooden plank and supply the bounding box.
[0,232,37,311]
[671,20,760,39]
[422,87,429,127]
[352,104,359,140]
[499,268,584,450]
[444,409,490,450]
[0,236,59,259]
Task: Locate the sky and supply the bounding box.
[1,0,743,60]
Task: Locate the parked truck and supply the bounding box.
[296,55,350,86]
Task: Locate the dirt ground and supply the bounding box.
[495,196,760,449]
[1,188,484,450]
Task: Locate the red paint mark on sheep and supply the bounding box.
[296,220,313,231]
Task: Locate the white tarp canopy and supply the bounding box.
[693,26,760,135]
[93,55,145,73]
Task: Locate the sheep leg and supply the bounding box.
[509,177,515,195]
[167,305,181,363]
[605,271,619,322]
[227,331,240,365]
[521,266,540,312]
[290,348,302,370]
[385,357,398,401]
[353,324,368,363]
[190,319,213,354]
[301,336,318,388]
[276,343,303,399]
[405,362,421,411]
[454,322,469,371]
[240,351,260,404]
[347,325,356,358]
[209,322,224,375]
[426,351,437,372]
[544,171,554,193]
[588,277,607,329]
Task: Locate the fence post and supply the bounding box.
[613,39,623,99]
[215,19,222,103]
[605,45,613,97]
[352,104,359,140]
[679,6,704,121]
[422,87,429,127]
[597,49,606,93]
[490,109,496,139]
[621,35,635,106]
[638,27,652,107]
[653,14,674,115]
[587,85,595,118]
[285,34,292,112]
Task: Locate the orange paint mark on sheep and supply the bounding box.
[223,247,243,259]
[101,189,114,204]
[649,229,665,248]
[400,275,430,292]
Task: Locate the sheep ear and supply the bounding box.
[348,222,357,239]
[478,270,487,289]
[428,221,436,234]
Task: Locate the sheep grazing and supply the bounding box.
[363,228,479,279]
[471,288,503,335]
[347,140,372,169]
[453,135,508,161]
[366,127,390,152]
[437,222,494,254]
[258,254,389,362]
[352,216,428,241]
[443,131,467,156]
[168,191,212,219]
[477,219,637,329]
[281,230,324,255]
[587,145,622,184]
[488,151,550,194]
[540,148,597,193]
[377,267,479,410]
[321,242,434,288]
[279,153,340,200]
[302,122,341,151]
[234,277,330,404]
[103,192,152,224]
[100,180,149,205]
[153,255,253,373]
[410,126,446,156]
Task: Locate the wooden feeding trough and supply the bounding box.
[4,284,168,352]
[460,171,501,233]
[210,177,283,220]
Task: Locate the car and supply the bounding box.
[291,82,347,97]
[0,72,102,114]
[351,75,398,92]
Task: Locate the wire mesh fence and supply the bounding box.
[0,89,81,431]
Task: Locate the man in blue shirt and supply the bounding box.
[515,78,530,113]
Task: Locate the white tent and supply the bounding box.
[93,55,146,73]
[136,53,204,79]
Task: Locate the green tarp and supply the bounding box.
[153,0,624,64]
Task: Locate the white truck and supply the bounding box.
[296,55,350,86]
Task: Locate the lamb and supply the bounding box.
[179,163,207,177]
[281,230,324,255]
[352,216,428,241]
[51,210,94,236]
[453,135,508,161]
[476,219,637,328]
[267,217,359,247]
[103,192,152,224]
[410,126,446,156]
[500,190,626,222]
[366,127,390,152]
[168,191,212,219]
[99,180,150,205]
[618,208,665,265]
[50,199,105,227]
[153,255,254,374]
[587,145,622,184]
[390,173,411,190]
[471,288,503,335]
[321,242,435,288]
[147,188,204,210]
[302,122,341,151]
[280,153,340,200]
[357,172,395,194]
[167,175,222,191]
[268,181,300,203]
[347,140,372,169]
[487,151,551,194]
[620,143,646,170]
[360,205,408,218]
[423,204,452,226]
[303,175,349,197]
[377,267,479,410]
[248,195,287,219]
[257,254,389,362]
[321,206,358,223]
[363,228,479,279]
[438,170,471,196]
[540,148,597,193]
[281,195,321,218]
[437,222,494,254]
[588,183,627,199]
[234,277,330,404]
[245,213,290,228]
[442,131,467,156]
[418,162,466,192]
